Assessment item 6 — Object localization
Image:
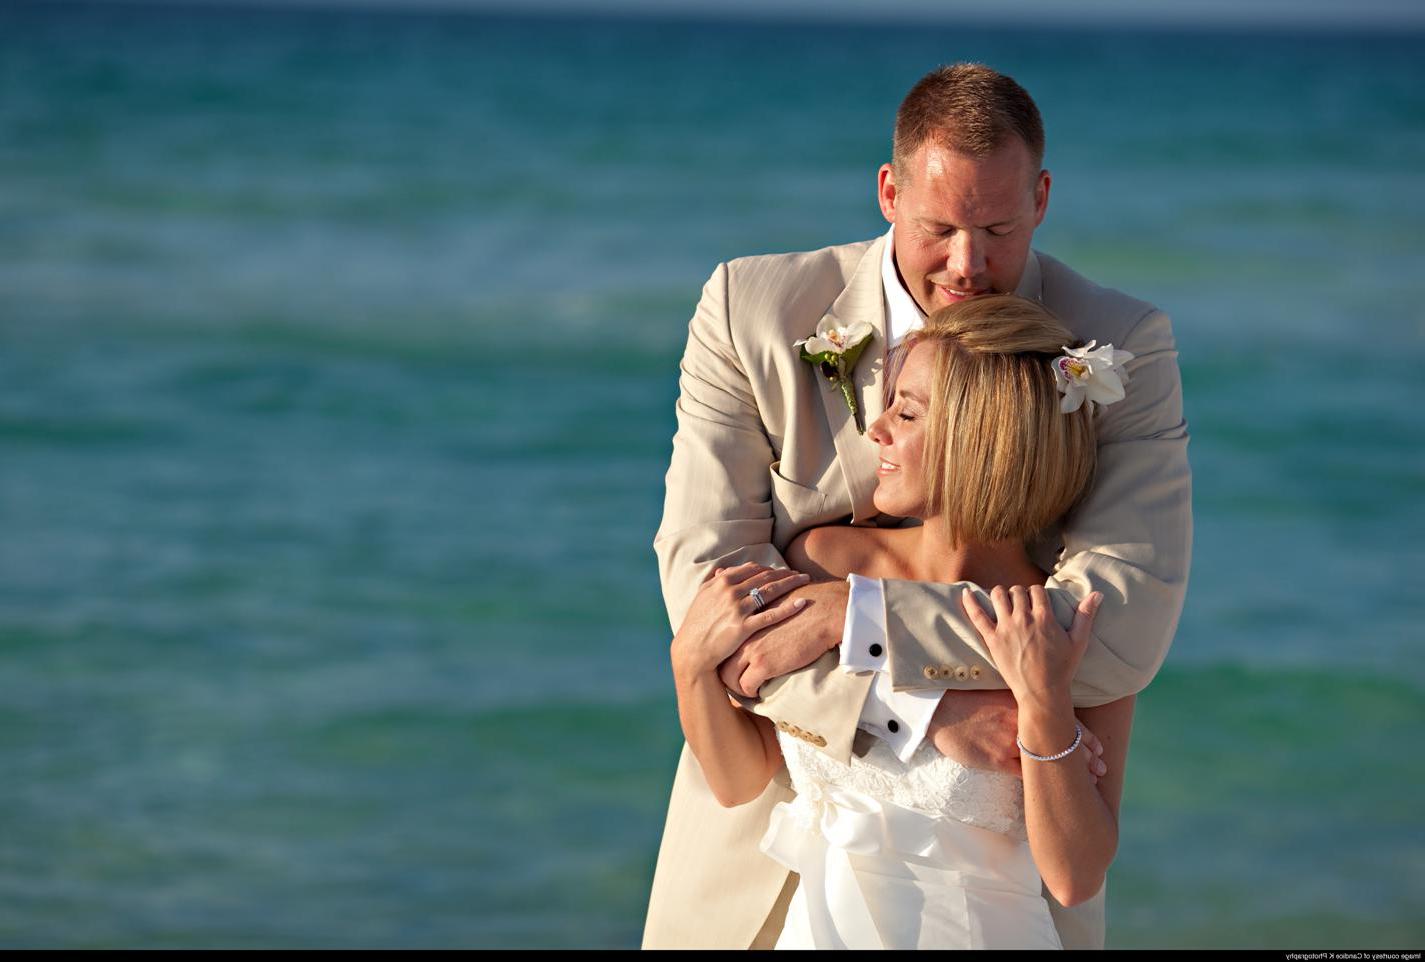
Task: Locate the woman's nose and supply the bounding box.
[867,410,891,445]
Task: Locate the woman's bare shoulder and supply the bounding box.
[786,525,907,580]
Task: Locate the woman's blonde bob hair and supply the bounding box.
[906,294,1097,547]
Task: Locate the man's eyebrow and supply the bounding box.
[919,217,1018,231]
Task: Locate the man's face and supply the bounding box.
[878,139,1050,315]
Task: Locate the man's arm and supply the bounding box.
[654,261,784,630]
[725,308,1189,741]
[654,258,877,765]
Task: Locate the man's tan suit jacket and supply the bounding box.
[643,235,1192,949]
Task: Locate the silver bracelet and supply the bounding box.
[1017,723,1083,762]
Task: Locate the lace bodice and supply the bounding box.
[777,730,1028,842]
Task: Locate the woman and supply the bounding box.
[669,294,1136,950]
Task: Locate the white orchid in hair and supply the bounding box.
[1053,341,1135,413]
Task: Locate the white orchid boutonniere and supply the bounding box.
[795,318,875,433]
[1053,341,1135,413]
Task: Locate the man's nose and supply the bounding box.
[946,231,985,283]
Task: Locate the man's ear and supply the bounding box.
[1033,168,1051,227]
[877,163,898,224]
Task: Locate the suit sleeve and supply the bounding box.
[654,262,873,765]
[654,262,784,632]
[881,308,1192,706]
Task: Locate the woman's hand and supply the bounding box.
[671,562,811,682]
[960,585,1102,709]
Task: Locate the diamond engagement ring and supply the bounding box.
[748,587,767,612]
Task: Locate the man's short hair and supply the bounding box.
[893,63,1045,175]
[909,295,1095,548]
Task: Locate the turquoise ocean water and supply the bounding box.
[1,1,1422,948]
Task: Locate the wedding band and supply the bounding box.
[749,587,767,612]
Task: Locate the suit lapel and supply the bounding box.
[815,236,888,525]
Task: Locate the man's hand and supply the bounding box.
[928,689,1107,781]
[717,579,849,697]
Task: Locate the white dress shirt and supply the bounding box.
[841,224,940,763]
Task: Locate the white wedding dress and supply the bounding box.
[760,729,1063,950]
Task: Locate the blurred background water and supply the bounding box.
[1,0,1422,948]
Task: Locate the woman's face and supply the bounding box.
[867,340,935,519]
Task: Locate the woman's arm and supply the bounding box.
[671,563,808,807]
[672,672,783,809]
[1017,693,1133,906]
[962,586,1134,907]
[783,527,848,581]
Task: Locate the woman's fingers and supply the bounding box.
[703,562,760,589]
[739,570,810,615]
[720,561,810,589]
[1029,584,1050,618]
[961,591,997,641]
[989,585,1013,624]
[745,593,809,633]
[720,561,770,586]
[1068,591,1103,647]
[765,569,811,594]
[1008,584,1029,617]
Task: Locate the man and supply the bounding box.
[644,63,1191,950]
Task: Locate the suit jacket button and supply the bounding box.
[788,725,804,738]
[923,666,939,680]
[970,665,983,679]
[776,720,790,732]
[811,735,827,748]
[954,666,969,680]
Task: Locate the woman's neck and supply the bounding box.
[906,516,1046,587]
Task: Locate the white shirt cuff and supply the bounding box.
[839,573,939,763]
[840,573,889,671]
[859,671,940,762]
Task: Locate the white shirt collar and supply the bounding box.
[879,224,925,349]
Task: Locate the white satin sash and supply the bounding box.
[759,783,1061,950]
